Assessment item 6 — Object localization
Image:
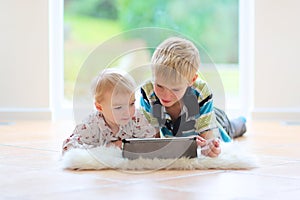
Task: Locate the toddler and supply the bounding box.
[62,69,157,155]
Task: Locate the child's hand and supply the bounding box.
[113,140,123,149]
[196,136,221,158]
[195,135,207,147]
[107,140,123,149]
[206,138,221,157]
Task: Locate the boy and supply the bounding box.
[140,37,247,157]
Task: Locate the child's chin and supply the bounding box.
[118,120,130,125]
[161,101,174,107]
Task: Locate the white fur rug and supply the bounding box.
[61,142,259,170]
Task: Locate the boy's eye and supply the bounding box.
[156,84,163,88]
[172,89,180,92]
[130,102,135,106]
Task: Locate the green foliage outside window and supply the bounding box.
[64,0,239,100]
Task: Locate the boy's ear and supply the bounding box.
[95,102,102,111]
[190,74,198,86]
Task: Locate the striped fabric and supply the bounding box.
[140,80,231,142]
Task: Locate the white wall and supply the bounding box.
[253,0,300,120]
[0,0,51,120]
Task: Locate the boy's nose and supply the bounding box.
[164,89,174,98]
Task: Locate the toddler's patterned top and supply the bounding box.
[62,109,156,154]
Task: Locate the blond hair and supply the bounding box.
[151,37,200,84]
[91,68,136,103]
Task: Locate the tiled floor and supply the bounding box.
[1,120,300,200]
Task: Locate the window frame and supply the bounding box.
[50,0,73,120]
[50,0,254,120]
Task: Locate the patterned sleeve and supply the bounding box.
[132,109,157,138]
[62,114,101,155]
[193,80,218,134]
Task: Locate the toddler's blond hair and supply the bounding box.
[151,37,200,84]
[91,68,136,103]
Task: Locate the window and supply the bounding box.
[51,0,253,120]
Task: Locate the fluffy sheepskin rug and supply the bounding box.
[61,142,259,170]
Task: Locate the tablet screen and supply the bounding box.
[122,137,197,160]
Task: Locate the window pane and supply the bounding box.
[64,0,239,102]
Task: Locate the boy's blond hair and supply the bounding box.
[91,68,136,103]
[151,37,200,84]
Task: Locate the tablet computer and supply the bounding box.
[122,137,197,160]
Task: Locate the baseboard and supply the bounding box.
[0,108,52,120]
[251,107,300,121]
